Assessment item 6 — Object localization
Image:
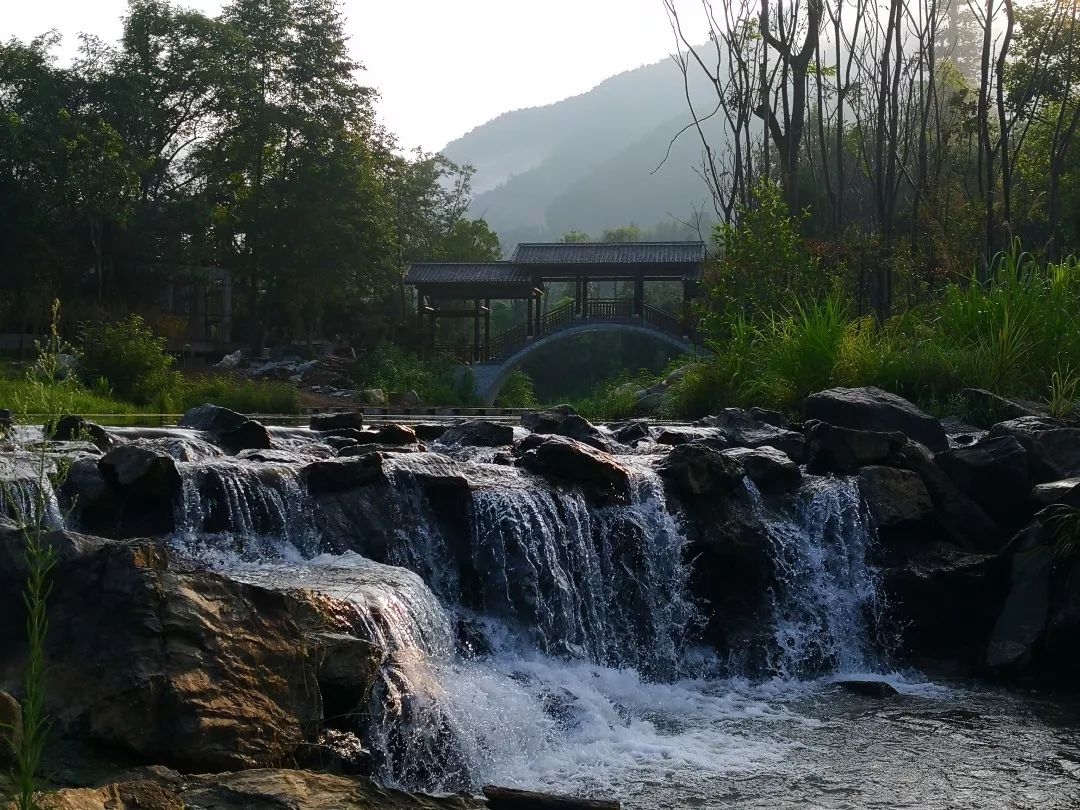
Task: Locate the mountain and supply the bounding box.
[441,53,723,247]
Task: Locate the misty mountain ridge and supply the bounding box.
[442,52,724,247]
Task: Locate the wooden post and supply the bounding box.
[484,298,491,360]
[582,275,589,317]
[473,298,481,362]
[527,294,534,337]
[634,276,644,317]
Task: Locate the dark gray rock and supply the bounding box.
[962,388,1044,424]
[412,423,450,443]
[612,421,652,446]
[989,416,1080,482]
[805,421,908,475]
[859,465,935,529]
[310,412,365,432]
[371,423,419,446]
[655,428,724,447]
[697,409,805,461]
[440,420,514,447]
[516,435,631,506]
[804,386,947,451]
[49,415,117,453]
[217,419,272,453]
[659,441,745,499]
[521,405,611,452]
[749,407,791,429]
[986,523,1056,670]
[722,446,801,494]
[835,680,900,698]
[96,445,182,536]
[935,435,1032,527]
[1032,478,1080,508]
[178,403,249,433]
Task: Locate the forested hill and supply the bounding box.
[441,55,718,246]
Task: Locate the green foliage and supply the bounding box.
[177,377,300,414]
[77,315,181,407]
[1043,504,1080,559]
[494,371,538,409]
[352,342,476,407]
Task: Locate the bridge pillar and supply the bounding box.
[634,276,644,317]
[527,295,534,337]
[484,298,491,360]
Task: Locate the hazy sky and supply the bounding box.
[3,0,703,150]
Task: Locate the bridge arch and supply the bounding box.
[470,321,699,406]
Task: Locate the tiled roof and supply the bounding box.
[511,241,706,265]
[405,263,533,285]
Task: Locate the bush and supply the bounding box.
[77,315,180,407]
[352,342,476,406]
[178,376,300,414]
[495,371,539,408]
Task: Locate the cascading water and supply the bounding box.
[747,475,893,679]
[0,455,63,530]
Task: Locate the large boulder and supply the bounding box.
[439,420,514,448]
[935,435,1032,527]
[660,441,745,499]
[216,419,272,453]
[858,465,934,529]
[985,523,1056,671]
[49,416,117,454]
[696,409,804,462]
[0,537,372,772]
[520,405,610,452]
[96,445,182,536]
[722,446,801,494]
[516,435,631,506]
[805,421,907,475]
[178,404,248,433]
[804,387,948,451]
[1032,478,1080,508]
[989,416,1080,482]
[962,388,1044,424]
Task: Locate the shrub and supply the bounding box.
[178,377,301,414]
[77,315,180,407]
[495,371,539,408]
[352,342,476,406]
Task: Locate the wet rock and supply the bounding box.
[989,416,1080,482]
[962,388,1044,424]
[986,522,1055,670]
[303,457,385,494]
[520,405,611,452]
[482,785,619,810]
[0,408,13,437]
[935,435,1031,527]
[0,689,20,768]
[836,680,900,698]
[49,416,117,453]
[888,441,1005,552]
[0,539,351,772]
[655,428,724,448]
[96,445,181,536]
[315,633,381,723]
[58,457,110,525]
[697,409,805,462]
[337,443,421,458]
[412,423,450,443]
[325,435,359,452]
[216,419,272,453]
[440,420,514,447]
[722,446,801,494]
[25,769,484,810]
[659,441,745,499]
[749,407,791,429]
[516,435,631,506]
[371,424,418,446]
[298,729,371,776]
[1032,478,1080,508]
[803,386,948,451]
[805,421,907,475]
[310,412,365,432]
[858,466,934,529]
[611,421,651,446]
[178,403,248,433]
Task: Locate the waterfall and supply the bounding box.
[749,475,891,679]
[0,460,63,531]
[172,460,318,560]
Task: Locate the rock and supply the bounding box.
[371,424,418,446]
[516,435,631,506]
[311,412,365,432]
[303,458,385,494]
[664,364,692,387]
[0,408,13,437]
[0,539,359,772]
[520,405,611,452]
[889,441,1005,552]
[940,415,986,448]
[96,445,181,536]
[358,388,387,406]
[411,424,450,443]
[804,386,948,452]
[722,446,801,494]
[0,689,20,768]
[749,407,791,429]
[178,404,248,433]
[612,421,651,446]
[989,416,1080,482]
[697,409,805,461]
[935,435,1031,527]
[1032,478,1080,508]
[654,428,722,447]
[835,680,900,699]
[217,419,272,453]
[805,421,908,475]
[49,416,116,453]
[399,390,422,407]
[482,785,619,810]
[439,420,514,447]
[337,444,420,458]
[858,466,934,528]
[632,390,666,415]
[986,523,1056,670]
[962,388,1044,424]
[314,633,382,721]
[659,441,745,499]
[24,769,484,810]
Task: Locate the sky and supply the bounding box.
[2,0,703,151]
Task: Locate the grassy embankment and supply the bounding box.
[574,250,1080,423]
